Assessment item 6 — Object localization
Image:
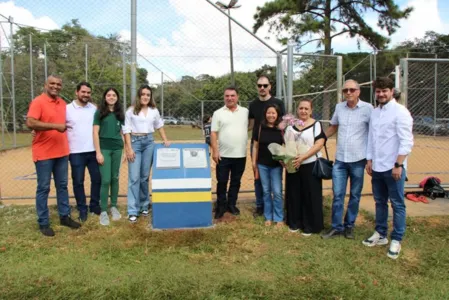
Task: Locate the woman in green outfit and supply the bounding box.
[93,87,125,226]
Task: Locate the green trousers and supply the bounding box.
[99,149,122,212]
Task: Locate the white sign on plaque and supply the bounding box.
[156,148,181,169]
[183,148,207,168]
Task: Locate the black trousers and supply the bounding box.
[216,157,246,208]
[285,162,323,233]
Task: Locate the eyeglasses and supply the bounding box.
[257,84,269,89]
[342,88,359,94]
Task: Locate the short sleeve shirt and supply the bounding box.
[27,93,69,162]
[211,105,249,158]
[248,96,285,138]
[253,125,283,167]
[93,110,124,150]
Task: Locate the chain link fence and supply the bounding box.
[400,58,449,187]
[0,0,279,200]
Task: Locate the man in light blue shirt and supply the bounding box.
[363,77,413,260]
[322,80,373,240]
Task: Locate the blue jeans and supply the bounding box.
[69,151,101,215]
[331,159,365,231]
[34,156,71,226]
[372,169,407,241]
[250,140,263,208]
[257,164,283,222]
[127,134,155,215]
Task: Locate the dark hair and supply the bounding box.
[298,98,313,110]
[76,81,92,92]
[257,75,271,85]
[393,89,401,100]
[203,115,211,124]
[134,84,156,115]
[373,77,394,90]
[99,87,125,121]
[261,103,282,127]
[224,86,239,94]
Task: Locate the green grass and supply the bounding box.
[1,200,448,299]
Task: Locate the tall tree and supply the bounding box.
[253,0,413,54]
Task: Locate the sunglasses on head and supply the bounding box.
[342,88,358,93]
[257,84,269,88]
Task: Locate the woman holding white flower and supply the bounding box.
[252,104,284,227]
[285,99,326,236]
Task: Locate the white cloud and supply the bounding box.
[118,0,281,83]
[0,1,59,48]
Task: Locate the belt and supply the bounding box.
[131,133,151,136]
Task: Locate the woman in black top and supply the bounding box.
[285,99,326,235]
[252,104,284,227]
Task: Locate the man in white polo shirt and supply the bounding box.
[211,86,249,219]
[66,81,101,221]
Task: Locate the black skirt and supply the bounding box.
[285,162,323,233]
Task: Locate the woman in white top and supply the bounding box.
[124,85,170,223]
[285,99,326,236]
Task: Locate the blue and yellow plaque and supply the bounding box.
[151,143,213,229]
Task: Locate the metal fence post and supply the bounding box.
[276,53,282,99]
[122,45,127,112]
[10,17,16,147]
[400,58,408,107]
[201,100,204,129]
[85,43,88,81]
[286,41,294,114]
[44,41,48,79]
[337,56,343,103]
[0,35,4,147]
[29,34,34,100]
[433,55,438,136]
[130,0,137,104]
[161,72,164,117]
[370,53,373,105]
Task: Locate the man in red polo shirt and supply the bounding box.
[26,75,81,236]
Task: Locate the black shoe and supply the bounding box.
[60,216,81,229]
[214,207,225,219]
[344,227,355,239]
[39,225,55,237]
[89,206,101,216]
[321,228,344,239]
[227,206,240,216]
[79,212,88,223]
[253,207,264,218]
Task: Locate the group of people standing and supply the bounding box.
[26,76,169,236]
[211,76,413,259]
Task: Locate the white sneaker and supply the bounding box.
[110,207,121,221]
[100,211,110,226]
[362,231,389,247]
[141,210,149,217]
[387,240,401,259]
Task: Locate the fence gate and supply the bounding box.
[401,58,449,187]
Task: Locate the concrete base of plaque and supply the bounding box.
[151,143,213,230]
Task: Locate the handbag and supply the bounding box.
[311,122,333,180]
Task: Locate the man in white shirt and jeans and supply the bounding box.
[322,80,373,240]
[211,86,249,219]
[363,77,414,259]
[66,81,101,221]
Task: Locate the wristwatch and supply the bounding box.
[394,162,404,168]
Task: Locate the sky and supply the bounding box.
[0,0,448,83]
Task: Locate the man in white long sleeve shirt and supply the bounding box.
[363,77,414,260]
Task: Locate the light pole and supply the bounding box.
[216,0,241,86]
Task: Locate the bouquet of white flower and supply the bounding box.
[268,114,305,173]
